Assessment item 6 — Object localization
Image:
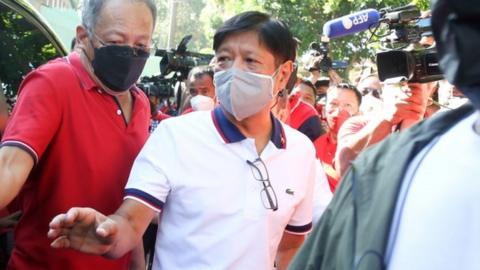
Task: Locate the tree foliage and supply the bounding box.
[264,0,431,62]
[155,0,431,70]
[0,6,60,98]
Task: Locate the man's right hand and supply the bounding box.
[48,207,118,255]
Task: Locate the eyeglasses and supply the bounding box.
[246,158,278,211]
[361,87,381,99]
[91,32,155,57]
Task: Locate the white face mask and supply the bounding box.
[214,67,279,121]
[190,95,215,111]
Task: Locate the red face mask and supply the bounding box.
[328,109,351,134]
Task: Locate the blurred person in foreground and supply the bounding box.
[48,11,318,270]
[290,0,480,269]
[0,0,155,269]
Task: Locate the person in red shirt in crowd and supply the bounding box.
[285,79,325,142]
[314,83,361,192]
[0,0,156,269]
[292,79,316,107]
[181,65,216,115]
[312,77,330,122]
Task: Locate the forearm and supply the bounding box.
[103,214,143,258]
[104,201,155,259]
[327,69,343,85]
[0,147,33,209]
[336,117,393,176]
[276,233,305,270]
[0,170,22,209]
[277,246,301,270]
[128,243,146,270]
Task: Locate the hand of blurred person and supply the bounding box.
[0,210,21,229]
[48,207,117,256]
[335,82,430,177]
[382,82,429,129]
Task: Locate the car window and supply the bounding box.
[0,1,62,102]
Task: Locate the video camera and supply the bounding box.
[156,35,213,80]
[321,5,443,83]
[375,4,443,83]
[304,38,349,72]
[138,35,214,101]
[137,76,176,98]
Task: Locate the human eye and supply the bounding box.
[102,37,124,46]
[329,100,338,107]
[189,88,197,96]
[217,55,231,63]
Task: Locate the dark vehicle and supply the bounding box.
[0,0,67,104]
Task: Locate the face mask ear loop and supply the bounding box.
[270,88,287,111]
[80,32,96,63]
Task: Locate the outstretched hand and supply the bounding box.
[48,207,118,256]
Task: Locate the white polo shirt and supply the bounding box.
[124,106,316,270]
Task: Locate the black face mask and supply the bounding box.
[91,44,149,92]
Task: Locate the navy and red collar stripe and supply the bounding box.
[211,106,286,149]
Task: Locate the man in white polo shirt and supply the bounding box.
[47,11,317,270]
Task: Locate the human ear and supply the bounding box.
[274,60,293,96]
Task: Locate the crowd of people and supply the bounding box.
[0,0,477,269]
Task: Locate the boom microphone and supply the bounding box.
[323,9,381,39]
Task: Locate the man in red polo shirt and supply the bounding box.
[0,0,156,269]
[314,83,361,192]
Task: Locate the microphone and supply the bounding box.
[323,9,381,39]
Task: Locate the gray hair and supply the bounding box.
[82,0,157,34]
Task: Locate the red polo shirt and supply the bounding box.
[288,93,324,142]
[1,52,150,270]
[314,133,340,192]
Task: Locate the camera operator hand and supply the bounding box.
[382,82,430,130]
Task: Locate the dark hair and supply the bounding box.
[213,11,296,65]
[334,83,362,106]
[314,78,330,89]
[299,78,316,99]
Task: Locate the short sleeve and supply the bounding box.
[1,68,63,164]
[285,150,316,235]
[124,121,176,212]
